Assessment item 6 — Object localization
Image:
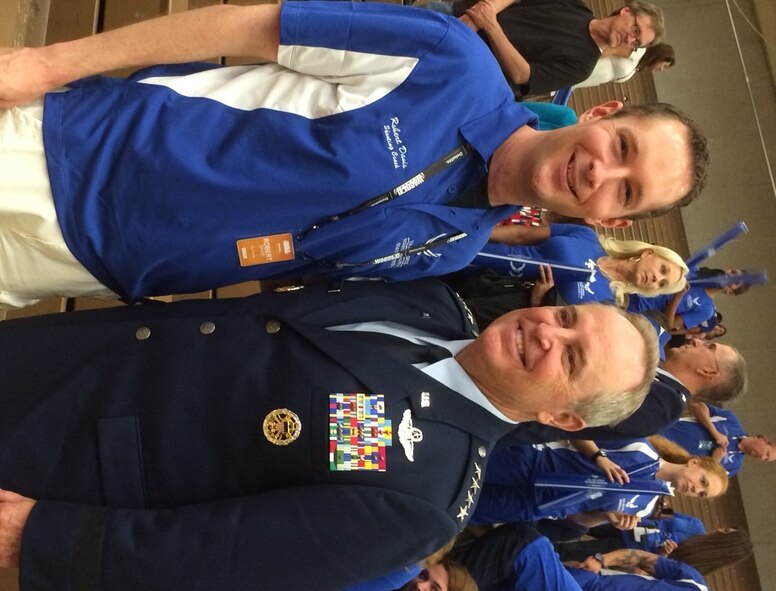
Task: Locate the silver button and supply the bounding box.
[265,320,281,334]
[478,446,487,458]
[199,321,216,335]
[135,326,151,341]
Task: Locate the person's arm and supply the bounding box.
[489,224,551,246]
[568,511,638,530]
[688,401,729,449]
[0,4,280,107]
[661,286,689,331]
[463,0,531,85]
[8,485,457,591]
[530,265,555,306]
[570,440,629,484]
[600,548,659,576]
[0,490,35,568]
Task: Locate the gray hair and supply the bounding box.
[627,0,665,45]
[696,346,748,404]
[569,307,660,427]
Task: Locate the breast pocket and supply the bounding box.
[97,416,148,508]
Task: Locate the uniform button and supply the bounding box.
[265,319,281,334]
[447,185,457,194]
[199,321,216,335]
[422,312,430,319]
[478,446,487,458]
[135,326,151,341]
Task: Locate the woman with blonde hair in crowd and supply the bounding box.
[454,224,687,325]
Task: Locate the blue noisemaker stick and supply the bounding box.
[534,460,670,513]
[685,221,748,269]
[474,252,594,281]
[689,270,769,289]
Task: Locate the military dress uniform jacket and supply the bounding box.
[1,280,514,591]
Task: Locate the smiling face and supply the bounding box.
[740,436,776,461]
[514,114,692,227]
[629,249,684,291]
[455,305,646,428]
[400,565,449,591]
[671,458,725,498]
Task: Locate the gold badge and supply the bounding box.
[263,408,302,446]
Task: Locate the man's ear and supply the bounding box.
[584,217,633,229]
[537,410,586,431]
[697,365,720,380]
[578,101,624,123]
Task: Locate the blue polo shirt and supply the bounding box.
[43,1,536,299]
[470,224,615,304]
[661,404,746,476]
[621,513,706,553]
[569,557,708,591]
[628,288,715,330]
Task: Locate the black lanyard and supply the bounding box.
[297,143,474,268]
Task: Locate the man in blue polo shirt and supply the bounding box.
[662,401,775,476]
[0,2,708,307]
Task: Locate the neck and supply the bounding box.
[588,19,609,51]
[596,256,630,283]
[658,362,699,394]
[655,459,679,482]
[487,125,539,206]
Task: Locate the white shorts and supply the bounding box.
[0,101,114,309]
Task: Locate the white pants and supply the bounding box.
[0,101,114,309]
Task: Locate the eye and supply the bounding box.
[659,280,667,288]
[660,265,667,275]
[558,308,571,327]
[566,346,576,378]
[620,134,629,159]
[418,570,429,582]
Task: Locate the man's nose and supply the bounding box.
[690,337,704,347]
[587,157,626,191]
[536,322,567,350]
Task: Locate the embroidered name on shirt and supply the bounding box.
[383,116,410,169]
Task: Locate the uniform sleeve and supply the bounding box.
[20,486,458,591]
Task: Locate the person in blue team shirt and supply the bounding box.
[659,402,776,476]
[551,511,705,559]
[449,523,713,591]
[629,268,751,332]
[470,436,728,526]
[468,223,687,307]
[0,3,709,308]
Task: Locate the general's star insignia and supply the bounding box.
[457,504,469,522]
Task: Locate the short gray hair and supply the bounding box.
[696,346,748,404]
[569,307,660,427]
[627,0,665,45]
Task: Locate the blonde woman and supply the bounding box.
[469,223,688,307]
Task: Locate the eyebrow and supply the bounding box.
[622,129,643,212]
[569,306,587,378]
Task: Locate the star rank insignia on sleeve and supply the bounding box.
[457,461,483,523]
